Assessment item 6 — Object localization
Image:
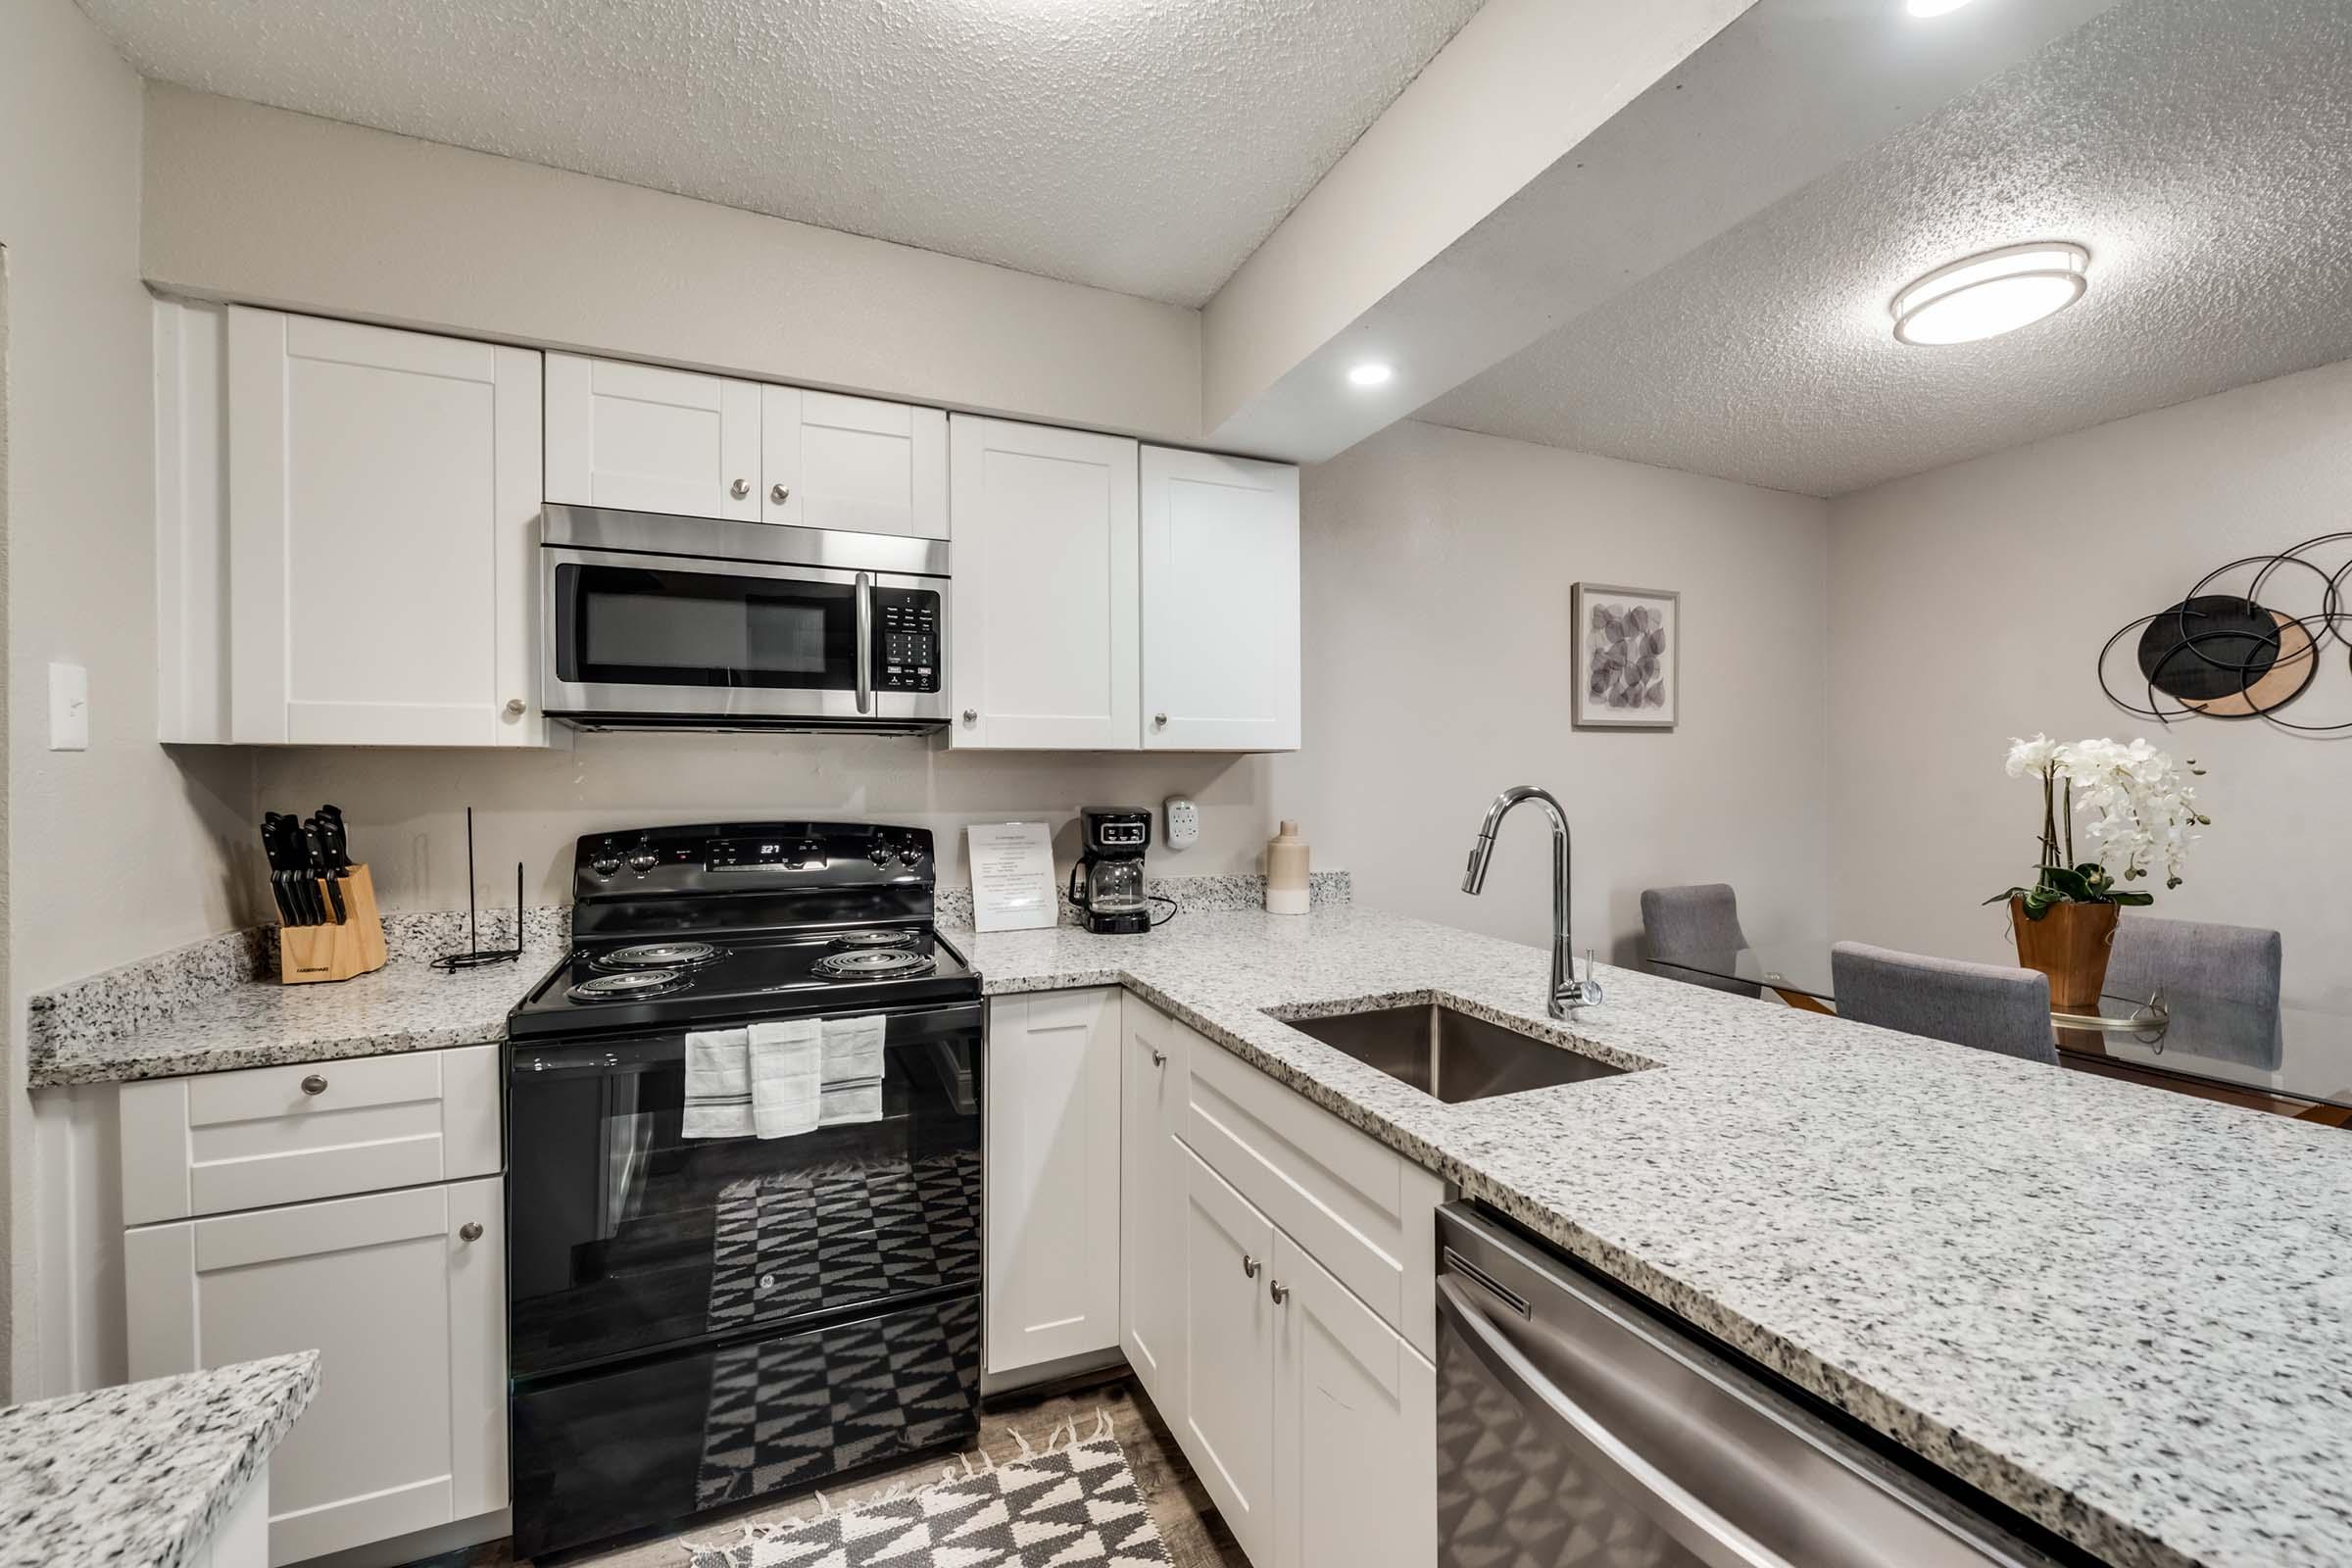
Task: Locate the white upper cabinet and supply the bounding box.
[544,354,761,521]
[203,306,544,747]
[762,385,949,538]
[1140,447,1300,752]
[948,415,1140,750]
[546,354,949,539]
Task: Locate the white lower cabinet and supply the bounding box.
[984,989,1122,1379]
[1119,994,1188,1411]
[1178,1142,1280,1566]
[124,1177,508,1566]
[1270,1232,1438,1568]
[1127,992,1440,1568]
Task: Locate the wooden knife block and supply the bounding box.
[278,863,390,984]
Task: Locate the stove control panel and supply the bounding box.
[873,589,942,694]
[707,834,830,872]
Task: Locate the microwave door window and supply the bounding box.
[564,565,856,689]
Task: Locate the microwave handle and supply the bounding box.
[855,571,873,714]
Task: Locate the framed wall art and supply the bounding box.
[1572,582,1678,730]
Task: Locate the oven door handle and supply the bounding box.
[1438,1276,1793,1568]
[855,571,874,714]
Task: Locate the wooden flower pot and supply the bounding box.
[2009,896,2118,1011]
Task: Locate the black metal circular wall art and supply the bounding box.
[2098,532,2352,732]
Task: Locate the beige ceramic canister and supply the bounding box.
[1264,820,1310,915]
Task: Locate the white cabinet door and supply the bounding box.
[1140,446,1300,752]
[1178,1143,1278,1568]
[124,1178,507,1566]
[984,990,1122,1377]
[760,384,948,538]
[948,416,1139,749]
[544,353,760,520]
[1119,995,1188,1416]
[226,308,543,747]
[1271,1232,1438,1568]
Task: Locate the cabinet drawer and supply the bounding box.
[121,1044,502,1225]
[1183,1023,1444,1357]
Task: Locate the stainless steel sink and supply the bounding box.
[1276,1003,1628,1103]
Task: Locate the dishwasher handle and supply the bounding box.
[1439,1275,1796,1568]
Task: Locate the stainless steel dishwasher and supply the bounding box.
[1436,1205,2074,1568]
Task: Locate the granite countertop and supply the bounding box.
[0,1352,318,1568]
[943,907,2352,1568]
[27,950,561,1087]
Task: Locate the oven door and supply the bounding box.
[507,1001,983,1380]
[541,545,950,725]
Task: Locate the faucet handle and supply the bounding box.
[1578,948,1606,1007]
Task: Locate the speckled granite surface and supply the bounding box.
[26,947,560,1087]
[0,1351,318,1568]
[932,869,1348,929]
[942,907,2352,1568]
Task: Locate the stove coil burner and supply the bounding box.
[568,968,690,1002]
[596,940,724,971]
[813,949,937,980]
[828,929,919,951]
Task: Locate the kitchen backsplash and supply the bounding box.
[932,869,1351,928]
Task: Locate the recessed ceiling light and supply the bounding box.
[1905,0,1978,16]
[1347,362,1395,388]
[1890,242,2089,346]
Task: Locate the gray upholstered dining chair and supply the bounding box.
[1641,884,1759,999]
[2106,915,2283,1068]
[1831,942,2057,1065]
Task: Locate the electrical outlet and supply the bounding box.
[48,662,89,751]
[1163,796,1200,851]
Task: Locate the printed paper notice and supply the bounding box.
[967,822,1057,933]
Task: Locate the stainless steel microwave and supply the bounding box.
[539,504,951,733]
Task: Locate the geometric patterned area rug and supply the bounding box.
[685,1414,1171,1568]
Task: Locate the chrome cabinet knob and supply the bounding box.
[300,1074,328,1096]
[1153,712,1168,727]
[1242,1253,1260,1279]
[505,698,526,717]
[1270,1280,1290,1305]
[730,477,751,500]
[962,709,978,724]
[770,483,791,504]
[459,1221,484,1244]
[1149,1047,1166,1068]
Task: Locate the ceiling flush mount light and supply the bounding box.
[1905,0,1979,16]
[1347,362,1395,388]
[1890,241,2089,346]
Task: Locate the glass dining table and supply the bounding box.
[1648,943,2352,1126]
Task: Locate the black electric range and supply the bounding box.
[505,822,984,1558]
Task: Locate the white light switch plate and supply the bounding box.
[48,662,89,751]
[1162,796,1200,851]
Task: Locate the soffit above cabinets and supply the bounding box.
[1416,0,2352,498]
[75,0,1484,309]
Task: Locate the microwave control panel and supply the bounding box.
[874,589,943,693]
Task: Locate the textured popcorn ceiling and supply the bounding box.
[75,0,1485,308]
[1418,0,2352,498]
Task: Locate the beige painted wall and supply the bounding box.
[1828,359,2352,1011]
[247,419,1837,962]
[0,0,255,1398]
[1267,419,1833,957]
[142,86,1203,445]
[251,738,1282,915]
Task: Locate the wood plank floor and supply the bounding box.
[410,1372,1245,1568]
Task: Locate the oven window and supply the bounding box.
[557,564,856,689]
[507,1030,983,1378]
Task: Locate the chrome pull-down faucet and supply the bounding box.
[1461,785,1604,1019]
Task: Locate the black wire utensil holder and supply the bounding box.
[433,807,527,973]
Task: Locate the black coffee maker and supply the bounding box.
[1069,808,1152,934]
